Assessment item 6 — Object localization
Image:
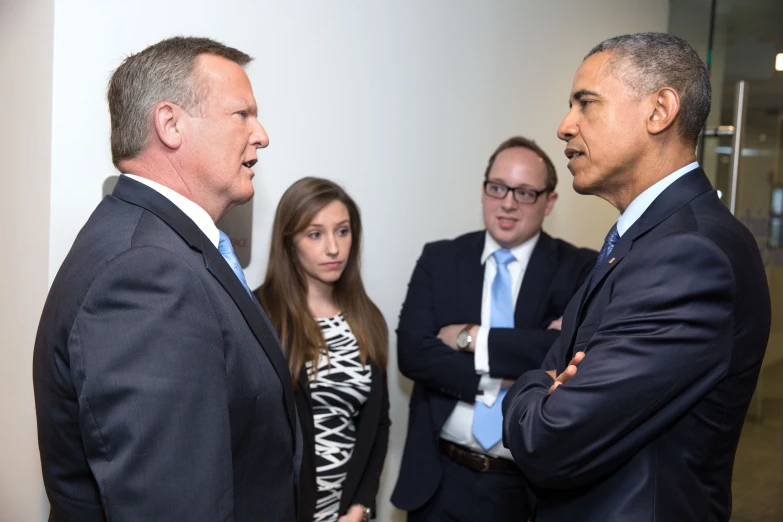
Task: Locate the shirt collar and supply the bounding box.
[616,162,699,237]
[122,174,220,248]
[481,230,540,268]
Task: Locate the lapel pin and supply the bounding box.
[608,257,615,264]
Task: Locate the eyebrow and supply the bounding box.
[307,220,350,228]
[233,99,258,115]
[569,89,601,107]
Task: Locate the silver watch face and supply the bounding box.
[457,330,470,349]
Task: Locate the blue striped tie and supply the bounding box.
[472,248,515,450]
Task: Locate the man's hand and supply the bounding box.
[437,324,479,351]
[548,316,563,330]
[546,351,585,394]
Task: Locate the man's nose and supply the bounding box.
[250,118,269,149]
[557,110,577,142]
[501,190,518,210]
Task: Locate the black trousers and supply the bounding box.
[407,453,532,522]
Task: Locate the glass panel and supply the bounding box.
[671,0,783,520]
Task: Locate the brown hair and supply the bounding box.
[107,36,252,168]
[484,136,558,191]
[256,177,388,385]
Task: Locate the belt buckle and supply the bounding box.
[478,454,490,472]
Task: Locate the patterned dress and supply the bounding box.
[306,313,372,522]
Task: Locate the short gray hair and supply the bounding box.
[107,36,252,168]
[586,32,711,148]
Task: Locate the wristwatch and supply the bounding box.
[456,324,477,351]
[352,504,371,521]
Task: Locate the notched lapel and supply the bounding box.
[203,243,298,439]
[457,236,485,323]
[114,175,298,440]
[564,237,629,357]
[516,233,557,327]
[564,168,714,357]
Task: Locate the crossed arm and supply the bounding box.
[502,233,736,489]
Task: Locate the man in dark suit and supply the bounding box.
[392,136,597,521]
[33,37,299,521]
[502,33,771,522]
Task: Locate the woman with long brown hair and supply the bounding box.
[256,177,389,522]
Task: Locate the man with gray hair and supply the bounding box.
[502,33,770,521]
[33,36,299,521]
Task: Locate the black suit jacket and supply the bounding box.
[33,176,300,521]
[502,168,771,521]
[296,362,390,521]
[391,230,597,511]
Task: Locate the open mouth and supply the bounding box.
[565,149,583,160]
[498,217,517,229]
[242,159,257,169]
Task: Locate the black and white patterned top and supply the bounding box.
[306,313,372,522]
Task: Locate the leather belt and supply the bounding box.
[439,439,519,473]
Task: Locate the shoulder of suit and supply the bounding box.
[422,230,484,254]
[543,234,598,260]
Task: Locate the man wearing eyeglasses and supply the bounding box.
[392,136,597,521]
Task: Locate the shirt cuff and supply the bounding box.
[474,326,490,374]
[476,374,503,406]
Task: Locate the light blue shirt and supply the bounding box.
[616,162,700,237]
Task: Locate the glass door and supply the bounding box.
[670,0,783,520]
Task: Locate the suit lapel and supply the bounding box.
[564,168,715,354]
[515,232,557,327]
[112,175,298,440]
[457,232,486,323]
[202,245,297,436]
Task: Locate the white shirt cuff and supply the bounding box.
[474,326,490,374]
[477,374,503,406]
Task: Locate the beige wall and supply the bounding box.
[0,0,54,520]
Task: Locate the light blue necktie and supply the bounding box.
[472,248,515,450]
[218,230,252,296]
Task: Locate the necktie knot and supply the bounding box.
[493,248,515,267]
[595,223,620,268]
[218,230,251,296]
[218,230,236,256]
[604,223,620,248]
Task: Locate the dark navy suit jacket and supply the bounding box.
[502,168,771,521]
[34,176,300,521]
[392,230,596,511]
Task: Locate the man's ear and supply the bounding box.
[647,87,681,137]
[543,190,558,217]
[153,101,183,150]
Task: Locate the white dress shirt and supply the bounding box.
[440,231,540,459]
[123,174,220,248]
[616,162,699,237]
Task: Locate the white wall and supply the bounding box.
[0,0,54,520]
[0,1,669,520]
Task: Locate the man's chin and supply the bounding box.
[572,175,597,196]
[235,187,255,205]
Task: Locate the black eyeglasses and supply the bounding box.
[483,181,549,204]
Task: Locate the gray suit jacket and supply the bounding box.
[34,175,300,521]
